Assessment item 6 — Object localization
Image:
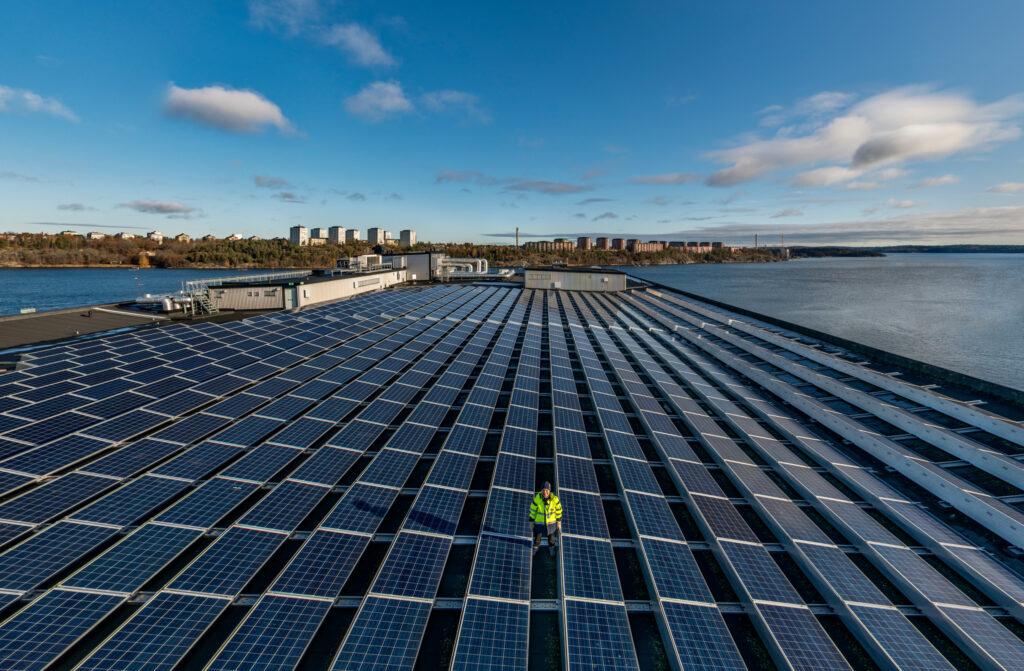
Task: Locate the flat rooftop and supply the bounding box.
[0,282,1022,669]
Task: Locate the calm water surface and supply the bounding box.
[625,254,1024,392]
[0,268,261,316]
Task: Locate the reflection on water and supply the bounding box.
[625,254,1024,392]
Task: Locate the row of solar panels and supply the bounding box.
[590,289,1024,669]
[0,285,524,669]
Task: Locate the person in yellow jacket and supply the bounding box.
[530,481,562,556]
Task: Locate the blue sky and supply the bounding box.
[2,1,1024,245]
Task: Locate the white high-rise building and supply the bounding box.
[367,227,385,245]
[147,230,164,243]
[328,226,346,244]
[345,229,360,243]
[400,229,416,248]
[289,225,309,246]
[310,227,328,241]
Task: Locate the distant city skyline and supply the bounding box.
[3,2,1024,245]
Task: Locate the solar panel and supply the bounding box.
[564,599,639,671]
[661,601,746,671]
[404,485,465,536]
[757,604,851,669]
[155,478,260,529]
[238,481,329,532]
[77,591,229,670]
[170,527,287,596]
[0,473,116,524]
[849,605,956,670]
[556,490,609,539]
[359,449,419,488]
[152,442,242,481]
[288,447,361,486]
[219,445,302,482]
[0,521,120,591]
[0,589,123,670]
[450,598,529,671]
[272,530,366,598]
[64,523,203,593]
[71,475,190,527]
[207,595,331,671]
[372,532,450,599]
[331,596,431,670]
[562,536,624,601]
[481,488,533,539]
[720,540,802,604]
[322,483,398,534]
[468,535,532,601]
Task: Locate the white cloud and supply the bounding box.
[322,23,395,67]
[164,84,294,134]
[247,0,320,35]
[344,81,413,122]
[792,166,863,187]
[988,182,1024,193]
[887,198,922,209]
[759,91,854,127]
[916,174,959,188]
[629,172,701,185]
[421,90,490,123]
[707,86,1024,187]
[771,208,803,218]
[0,85,78,122]
[57,203,95,211]
[119,199,200,217]
[846,181,881,190]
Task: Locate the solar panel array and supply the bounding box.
[1,280,1023,670]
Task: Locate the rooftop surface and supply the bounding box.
[0,283,1022,669]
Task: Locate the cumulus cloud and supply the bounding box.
[57,203,95,211]
[988,182,1024,193]
[344,81,413,121]
[421,90,490,123]
[164,84,294,134]
[771,208,803,218]
[887,198,921,209]
[254,175,292,188]
[119,199,200,217]
[916,174,959,188]
[707,86,1024,187]
[629,172,701,185]
[322,23,395,67]
[273,191,305,203]
[593,211,618,221]
[0,85,78,122]
[759,91,855,127]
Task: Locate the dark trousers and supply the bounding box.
[533,523,558,549]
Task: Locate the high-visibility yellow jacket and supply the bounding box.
[530,493,562,525]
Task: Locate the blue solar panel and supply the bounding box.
[798,542,887,604]
[257,396,316,421]
[481,488,533,539]
[556,455,600,493]
[267,417,334,448]
[0,473,116,524]
[553,428,591,458]
[641,538,714,602]
[359,449,419,488]
[5,411,95,445]
[562,536,624,601]
[81,409,167,442]
[152,442,242,481]
[564,599,639,671]
[150,413,230,445]
[468,535,532,601]
[661,601,746,671]
[170,527,286,596]
[65,524,203,593]
[210,416,283,447]
[0,589,123,670]
[72,475,190,527]
[557,490,609,539]
[238,481,329,532]
[849,605,955,670]
[404,486,465,536]
[288,446,360,485]
[205,393,268,419]
[0,521,120,591]
[693,495,761,544]
[77,591,229,671]
[219,445,302,482]
[372,532,450,599]
[207,595,331,671]
[756,604,850,670]
[491,453,534,492]
[720,540,803,604]
[331,596,431,670]
[625,491,685,541]
[272,530,366,598]
[427,451,477,490]
[322,483,398,534]
[451,598,529,671]
[331,420,387,452]
[156,478,260,529]
[0,435,109,476]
